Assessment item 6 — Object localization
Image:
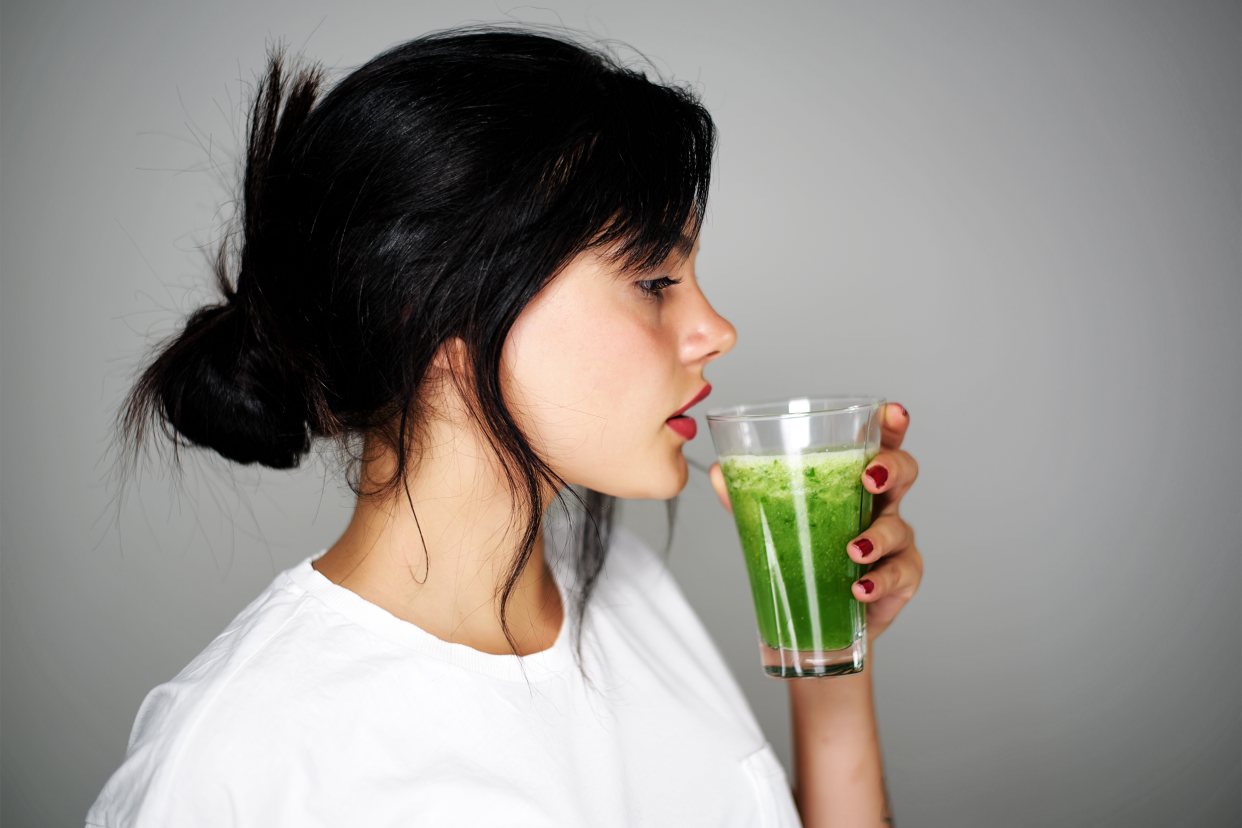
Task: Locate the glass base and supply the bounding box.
[760,636,866,678]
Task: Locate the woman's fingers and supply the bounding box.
[708,462,732,514]
[853,548,921,602]
[880,402,910,451]
[853,544,923,639]
[863,449,919,515]
[846,403,916,641]
[847,514,912,565]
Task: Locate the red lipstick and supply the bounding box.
[665,383,711,441]
[665,416,697,440]
[670,383,712,419]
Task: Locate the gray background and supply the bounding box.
[2,1,1238,825]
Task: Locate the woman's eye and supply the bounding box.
[636,276,681,298]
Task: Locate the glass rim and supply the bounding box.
[705,395,886,421]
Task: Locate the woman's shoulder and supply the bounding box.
[164,561,316,677]
[85,558,405,826]
[139,557,355,699]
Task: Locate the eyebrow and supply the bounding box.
[663,230,701,269]
[672,232,696,259]
[603,228,699,277]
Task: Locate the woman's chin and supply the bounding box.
[643,450,690,500]
[588,451,689,501]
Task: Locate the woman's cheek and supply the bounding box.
[548,346,679,494]
[590,336,687,497]
[502,273,678,493]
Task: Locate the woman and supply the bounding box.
[90,26,921,828]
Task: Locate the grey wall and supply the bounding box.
[2,1,1238,825]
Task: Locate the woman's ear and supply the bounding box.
[429,336,469,378]
[427,337,475,415]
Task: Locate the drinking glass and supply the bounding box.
[707,397,885,678]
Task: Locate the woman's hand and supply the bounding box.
[709,402,922,641]
[846,402,921,640]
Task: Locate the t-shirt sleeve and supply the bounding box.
[86,581,312,827]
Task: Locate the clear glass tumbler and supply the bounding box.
[707,397,885,678]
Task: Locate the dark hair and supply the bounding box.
[120,26,715,656]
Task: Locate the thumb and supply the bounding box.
[709,463,733,514]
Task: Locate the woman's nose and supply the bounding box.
[682,292,737,365]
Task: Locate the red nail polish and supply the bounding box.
[858,579,875,595]
[853,538,874,558]
[897,403,908,418]
[866,466,889,488]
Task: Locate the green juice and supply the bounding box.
[720,448,875,654]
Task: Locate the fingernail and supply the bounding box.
[897,403,908,418]
[866,465,889,488]
[858,579,875,595]
[852,538,874,559]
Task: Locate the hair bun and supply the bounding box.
[150,301,311,469]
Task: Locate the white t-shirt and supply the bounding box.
[86,528,802,827]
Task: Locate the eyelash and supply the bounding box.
[636,276,681,298]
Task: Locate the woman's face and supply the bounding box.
[502,239,736,500]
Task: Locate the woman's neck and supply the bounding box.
[313,418,564,657]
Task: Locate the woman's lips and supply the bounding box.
[665,416,698,440]
[665,383,710,440]
[670,383,712,418]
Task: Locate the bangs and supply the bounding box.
[543,67,716,274]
